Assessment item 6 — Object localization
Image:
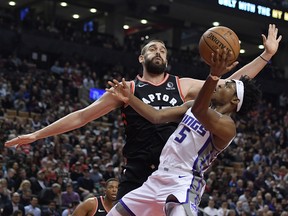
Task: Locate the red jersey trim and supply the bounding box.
[175,76,185,102]
[136,73,169,86]
[91,197,98,215]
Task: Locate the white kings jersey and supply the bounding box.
[159,108,232,175]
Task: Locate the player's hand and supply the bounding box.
[106,78,131,103]
[262,24,282,56]
[209,48,238,77]
[5,133,37,148]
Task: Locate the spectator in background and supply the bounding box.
[89,164,103,185]
[70,162,84,182]
[38,183,62,207]
[61,200,79,216]
[0,178,12,199]
[19,188,32,206]
[0,181,10,211]
[5,168,16,193]
[203,199,218,216]
[61,183,80,208]
[103,163,115,181]
[2,192,25,216]
[77,169,95,200]
[50,60,64,75]
[30,170,48,195]
[24,195,41,216]
[217,201,229,216]
[42,200,61,216]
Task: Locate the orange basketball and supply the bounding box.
[198,26,240,65]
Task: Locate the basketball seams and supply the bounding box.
[201,36,215,60]
[207,29,237,58]
[199,26,240,65]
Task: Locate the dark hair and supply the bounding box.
[105,178,118,187]
[237,75,262,116]
[141,39,166,55]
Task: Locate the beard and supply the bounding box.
[144,57,167,74]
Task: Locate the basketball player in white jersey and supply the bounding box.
[106,48,262,215]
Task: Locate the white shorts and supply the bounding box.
[120,166,205,216]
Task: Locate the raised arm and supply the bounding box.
[107,79,192,124]
[182,24,282,101]
[5,91,124,148]
[192,50,236,147]
[228,24,282,79]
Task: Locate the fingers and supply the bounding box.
[5,136,20,147]
[122,78,128,89]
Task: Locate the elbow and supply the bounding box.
[149,116,161,124]
[150,113,167,124]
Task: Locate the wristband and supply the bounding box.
[259,55,269,63]
[209,74,221,81]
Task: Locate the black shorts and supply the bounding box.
[116,162,156,200]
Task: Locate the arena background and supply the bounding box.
[0,0,287,97]
[0,0,288,215]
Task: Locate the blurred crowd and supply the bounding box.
[0,4,288,216]
[0,49,287,216]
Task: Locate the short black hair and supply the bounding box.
[237,75,262,116]
[141,39,166,55]
[105,178,118,187]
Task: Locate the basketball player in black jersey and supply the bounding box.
[72,178,119,216]
[5,24,282,200]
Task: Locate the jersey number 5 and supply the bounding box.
[174,126,191,144]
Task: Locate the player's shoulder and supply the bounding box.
[179,77,204,84]
[85,197,98,205]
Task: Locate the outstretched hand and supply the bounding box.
[209,48,238,77]
[5,133,37,148]
[106,78,131,103]
[262,24,282,56]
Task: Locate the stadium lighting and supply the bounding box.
[60,2,68,7]
[72,14,80,19]
[90,8,97,13]
[9,1,16,6]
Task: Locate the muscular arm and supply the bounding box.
[72,198,98,216]
[5,91,124,147]
[192,51,236,149]
[127,96,193,124]
[182,24,281,101]
[228,24,281,80]
[107,79,193,124]
[191,76,236,149]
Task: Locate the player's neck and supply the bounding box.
[142,71,166,84]
[103,197,114,211]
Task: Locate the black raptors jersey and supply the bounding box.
[93,196,107,216]
[121,73,184,168]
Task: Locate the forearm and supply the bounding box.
[33,93,120,140]
[127,95,185,124]
[228,55,269,80]
[128,95,162,124]
[32,110,86,140]
[192,74,218,115]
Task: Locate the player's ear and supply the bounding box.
[231,96,239,109]
[139,55,144,63]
